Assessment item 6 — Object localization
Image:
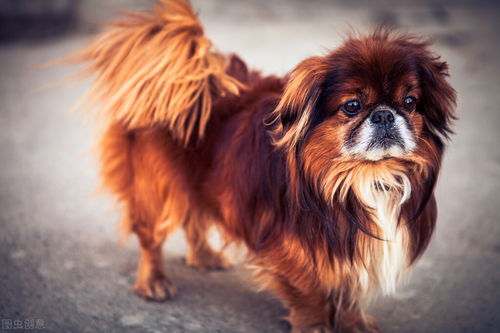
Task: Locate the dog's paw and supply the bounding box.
[186,248,231,271]
[341,315,380,333]
[362,315,380,333]
[134,272,177,302]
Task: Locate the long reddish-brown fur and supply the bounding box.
[70,1,456,332]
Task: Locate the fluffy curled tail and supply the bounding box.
[69,0,243,145]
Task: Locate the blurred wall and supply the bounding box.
[0,0,78,42]
[0,0,155,42]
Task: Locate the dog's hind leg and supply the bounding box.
[134,242,177,301]
[121,128,190,302]
[131,210,178,302]
[183,213,230,271]
[98,124,176,301]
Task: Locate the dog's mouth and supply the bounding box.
[342,112,416,161]
[368,127,404,150]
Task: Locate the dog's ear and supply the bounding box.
[270,56,329,151]
[416,54,457,140]
[396,37,457,140]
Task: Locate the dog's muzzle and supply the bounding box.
[368,109,403,149]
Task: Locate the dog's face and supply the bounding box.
[273,31,456,166]
[322,52,423,161]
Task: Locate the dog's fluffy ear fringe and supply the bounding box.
[66,0,244,145]
[269,56,329,152]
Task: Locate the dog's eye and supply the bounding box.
[403,96,417,112]
[343,99,361,116]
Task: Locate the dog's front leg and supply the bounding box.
[268,272,379,333]
[264,272,331,332]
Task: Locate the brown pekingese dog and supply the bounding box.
[69,0,456,331]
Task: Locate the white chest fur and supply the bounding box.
[351,169,411,298]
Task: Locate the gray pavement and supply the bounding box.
[1,0,499,332]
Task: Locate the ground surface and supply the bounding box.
[1,0,499,332]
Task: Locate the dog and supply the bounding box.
[69,0,456,331]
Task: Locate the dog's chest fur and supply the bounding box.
[335,167,412,298]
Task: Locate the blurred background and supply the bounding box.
[1,0,499,332]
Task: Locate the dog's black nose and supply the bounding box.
[370,110,395,125]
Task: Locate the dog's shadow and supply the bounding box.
[116,251,290,333]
